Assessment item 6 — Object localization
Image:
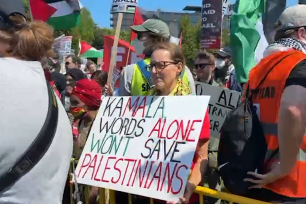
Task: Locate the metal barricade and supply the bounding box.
[69,159,272,204]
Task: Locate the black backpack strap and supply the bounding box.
[0,81,59,192]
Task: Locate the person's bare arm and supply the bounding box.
[188,140,209,187]
[278,85,306,175]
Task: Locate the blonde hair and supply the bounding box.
[0,14,54,61]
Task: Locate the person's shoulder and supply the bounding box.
[122,63,136,74]
[286,59,306,88]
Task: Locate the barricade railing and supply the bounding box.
[69,159,272,204]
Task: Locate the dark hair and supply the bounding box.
[91,70,108,87]
[0,14,54,61]
[195,50,215,64]
[66,55,81,65]
[66,68,87,81]
[152,42,185,64]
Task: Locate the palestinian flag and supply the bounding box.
[29,0,82,30]
[230,0,268,83]
[79,41,103,58]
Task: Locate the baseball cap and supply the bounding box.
[275,5,306,33]
[217,47,232,58]
[130,19,170,39]
[0,0,26,29]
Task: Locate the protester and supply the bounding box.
[65,68,87,87]
[70,79,102,204]
[215,47,241,91]
[91,70,108,87]
[51,61,67,93]
[148,42,210,204]
[91,70,112,96]
[65,54,82,70]
[85,60,96,78]
[0,1,72,203]
[194,50,223,204]
[119,19,196,96]
[243,5,306,203]
[195,50,219,86]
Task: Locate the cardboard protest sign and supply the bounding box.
[75,96,210,202]
[111,0,138,13]
[196,82,241,138]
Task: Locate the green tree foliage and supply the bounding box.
[92,27,131,49]
[22,0,31,20]
[222,29,230,47]
[180,15,201,68]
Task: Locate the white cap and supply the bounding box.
[275,5,306,32]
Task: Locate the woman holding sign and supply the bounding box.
[69,79,103,204]
[149,42,211,204]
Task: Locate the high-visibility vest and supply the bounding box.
[131,58,190,96]
[247,50,306,197]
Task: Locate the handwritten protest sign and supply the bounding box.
[196,82,241,138]
[75,96,210,202]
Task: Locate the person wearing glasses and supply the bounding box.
[147,42,210,204]
[195,50,219,86]
[119,19,196,96]
[194,50,222,204]
[65,54,81,71]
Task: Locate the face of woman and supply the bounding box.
[70,95,85,109]
[150,49,182,92]
[66,74,74,86]
[69,94,88,118]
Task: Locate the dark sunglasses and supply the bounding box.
[149,61,179,71]
[65,62,71,66]
[194,63,214,69]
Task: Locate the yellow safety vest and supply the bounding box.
[131,58,190,96]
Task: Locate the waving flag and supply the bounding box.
[230,0,268,83]
[29,0,82,30]
[103,36,141,72]
[79,41,103,58]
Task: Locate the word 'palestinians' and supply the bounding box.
[113,0,138,3]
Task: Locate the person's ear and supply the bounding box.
[297,27,306,41]
[225,58,232,66]
[177,62,183,77]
